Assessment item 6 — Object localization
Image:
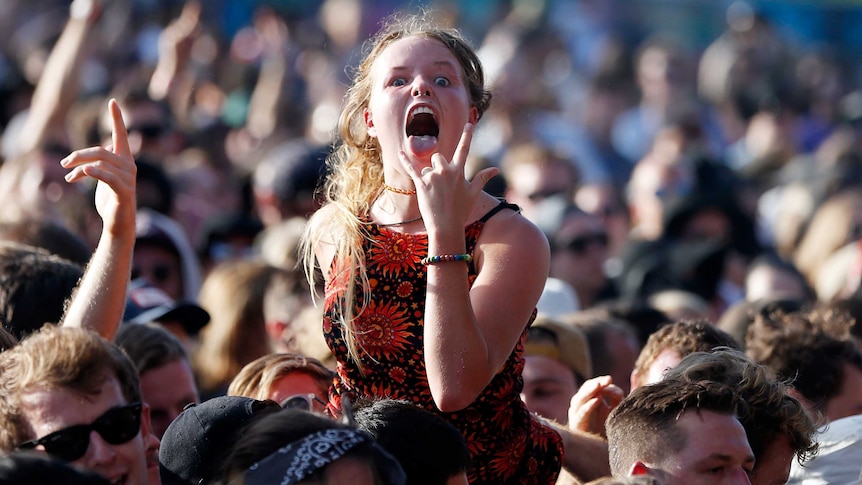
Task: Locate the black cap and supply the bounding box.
[123,279,210,335]
[159,396,280,485]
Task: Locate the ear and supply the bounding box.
[265,319,288,344]
[468,106,479,124]
[629,369,640,392]
[629,461,651,476]
[364,109,377,138]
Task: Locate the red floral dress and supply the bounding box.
[323,202,563,484]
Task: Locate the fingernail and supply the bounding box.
[59,157,69,167]
[64,172,74,182]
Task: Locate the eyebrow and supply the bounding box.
[390,61,459,71]
[697,453,756,468]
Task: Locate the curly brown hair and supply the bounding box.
[745,306,862,418]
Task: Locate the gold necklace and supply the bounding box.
[375,215,423,227]
[384,183,417,196]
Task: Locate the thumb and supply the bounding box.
[470,166,499,194]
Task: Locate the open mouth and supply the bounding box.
[406,106,439,138]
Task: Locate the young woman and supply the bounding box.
[302,13,562,484]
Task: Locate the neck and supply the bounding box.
[372,189,421,222]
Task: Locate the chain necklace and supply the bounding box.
[374,215,423,227]
[383,183,417,196]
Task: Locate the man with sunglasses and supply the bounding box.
[0,325,152,485]
[550,205,618,309]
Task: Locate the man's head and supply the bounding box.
[664,349,818,485]
[0,325,149,484]
[522,316,592,424]
[631,320,740,390]
[746,308,862,422]
[115,323,200,438]
[606,378,754,485]
[354,399,470,485]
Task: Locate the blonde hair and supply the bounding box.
[300,12,491,365]
[227,352,334,401]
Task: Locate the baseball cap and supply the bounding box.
[526,316,593,382]
[123,279,210,335]
[159,396,280,485]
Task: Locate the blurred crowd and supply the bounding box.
[1,0,862,483]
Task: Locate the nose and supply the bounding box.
[83,430,117,468]
[412,77,431,97]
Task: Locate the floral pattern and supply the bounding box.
[324,204,563,484]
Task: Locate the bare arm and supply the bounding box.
[148,1,200,124]
[17,0,100,155]
[543,420,612,482]
[399,124,547,411]
[61,99,137,340]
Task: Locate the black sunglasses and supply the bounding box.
[17,402,142,462]
[559,232,609,254]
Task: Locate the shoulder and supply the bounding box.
[474,198,550,268]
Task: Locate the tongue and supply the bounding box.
[408,135,438,158]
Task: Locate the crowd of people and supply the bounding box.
[1,0,862,483]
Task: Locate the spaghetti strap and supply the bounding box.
[479,201,520,223]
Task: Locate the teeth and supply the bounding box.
[409,106,434,120]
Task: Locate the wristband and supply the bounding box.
[421,253,472,265]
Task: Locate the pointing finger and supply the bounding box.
[109,99,132,159]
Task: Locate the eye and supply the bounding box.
[435,77,450,87]
[390,78,407,87]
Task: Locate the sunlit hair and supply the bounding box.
[300,11,491,365]
[606,378,745,476]
[664,348,818,465]
[227,352,334,401]
[0,325,140,451]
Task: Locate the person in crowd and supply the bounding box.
[354,398,471,485]
[566,309,642,396]
[159,395,281,485]
[228,352,334,412]
[0,451,112,485]
[0,325,154,485]
[629,319,740,390]
[746,307,862,424]
[221,407,406,485]
[606,378,755,484]
[300,12,607,483]
[521,315,593,425]
[193,260,291,398]
[115,322,201,438]
[122,278,211,351]
[664,349,818,485]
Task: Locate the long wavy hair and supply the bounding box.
[300,12,492,365]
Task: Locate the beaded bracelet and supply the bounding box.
[421,253,473,265]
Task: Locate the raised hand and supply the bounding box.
[568,375,625,438]
[61,98,136,240]
[397,123,498,231]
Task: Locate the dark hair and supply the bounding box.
[746,307,862,416]
[115,322,189,375]
[632,319,740,388]
[0,218,92,265]
[0,242,84,340]
[0,451,111,484]
[354,399,471,484]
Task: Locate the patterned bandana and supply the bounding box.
[244,428,406,485]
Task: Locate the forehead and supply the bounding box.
[19,378,126,438]
[373,36,461,74]
[671,410,752,464]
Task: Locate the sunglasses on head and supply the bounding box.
[560,232,609,254]
[280,393,327,411]
[127,123,166,138]
[17,402,142,462]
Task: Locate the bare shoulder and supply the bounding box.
[474,197,550,268]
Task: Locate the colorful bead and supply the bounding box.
[421,253,472,265]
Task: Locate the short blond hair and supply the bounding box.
[0,325,140,451]
[228,352,334,401]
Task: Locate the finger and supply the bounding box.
[468,166,499,194]
[60,147,120,168]
[397,150,423,183]
[451,123,474,168]
[109,99,133,160]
